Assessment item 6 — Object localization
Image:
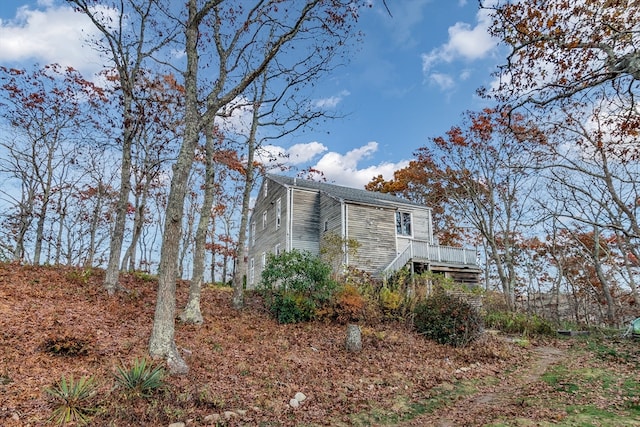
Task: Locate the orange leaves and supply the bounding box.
[486,0,640,108]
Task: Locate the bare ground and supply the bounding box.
[399,344,571,426]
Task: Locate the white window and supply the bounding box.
[262,211,267,230]
[251,222,256,246]
[275,243,281,256]
[276,198,282,229]
[249,258,255,286]
[396,211,412,236]
[263,181,268,198]
[324,220,329,232]
[261,252,266,268]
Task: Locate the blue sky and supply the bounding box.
[0,0,502,189]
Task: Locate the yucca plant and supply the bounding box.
[45,375,98,426]
[114,357,165,397]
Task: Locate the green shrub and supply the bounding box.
[269,291,316,324]
[45,375,98,426]
[114,358,165,397]
[379,286,403,313]
[259,250,337,323]
[413,291,483,347]
[484,310,556,336]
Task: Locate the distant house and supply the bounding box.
[246,174,481,287]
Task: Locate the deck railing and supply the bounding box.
[382,240,478,274]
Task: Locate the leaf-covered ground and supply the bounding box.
[0,263,638,426]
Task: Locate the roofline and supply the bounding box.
[265,173,431,211]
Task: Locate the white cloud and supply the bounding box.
[313,90,350,109]
[311,141,409,189]
[422,10,495,73]
[421,7,497,90]
[258,141,328,167]
[288,142,328,164]
[445,19,495,61]
[215,97,254,136]
[429,73,455,90]
[258,140,409,189]
[0,4,108,77]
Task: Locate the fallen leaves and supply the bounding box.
[1,263,635,426]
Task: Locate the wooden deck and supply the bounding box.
[383,240,482,285]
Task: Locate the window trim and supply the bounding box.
[276,197,282,229]
[251,222,256,246]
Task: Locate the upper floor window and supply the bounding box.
[263,181,268,198]
[251,222,256,246]
[276,198,282,229]
[262,211,267,230]
[396,211,412,236]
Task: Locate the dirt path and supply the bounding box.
[398,344,569,427]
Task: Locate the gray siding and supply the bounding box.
[407,206,432,242]
[248,178,288,287]
[346,203,397,273]
[291,188,321,254]
[319,193,342,236]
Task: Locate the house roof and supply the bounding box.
[266,174,429,210]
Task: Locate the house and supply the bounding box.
[247,174,481,287]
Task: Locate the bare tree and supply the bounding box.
[68,0,180,294]
[121,73,182,272]
[179,124,223,324]
[149,0,363,373]
[535,102,640,316]
[0,64,106,264]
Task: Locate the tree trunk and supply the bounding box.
[180,124,217,325]
[104,93,134,295]
[33,150,54,265]
[54,190,68,265]
[121,192,147,272]
[345,324,362,352]
[592,226,616,326]
[148,137,194,373]
[84,182,104,268]
[13,183,35,261]
[148,0,200,374]
[487,238,515,311]
[231,77,263,309]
